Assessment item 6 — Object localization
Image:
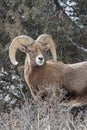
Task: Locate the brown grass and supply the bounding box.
[1,88,87,130]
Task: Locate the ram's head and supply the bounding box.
[9,34,57,66]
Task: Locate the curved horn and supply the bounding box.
[9,35,34,65]
[36,34,57,61]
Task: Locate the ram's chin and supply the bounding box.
[38,63,44,66]
[36,61,44,66]
[36,60,45,66]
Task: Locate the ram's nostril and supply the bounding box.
[38,57,43,61]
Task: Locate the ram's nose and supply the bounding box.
[38,57,44,61]
[36,54,45,66]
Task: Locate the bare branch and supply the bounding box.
[67,36,87,53]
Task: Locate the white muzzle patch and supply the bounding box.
[36,54,45,66]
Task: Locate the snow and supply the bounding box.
[4,94,10,102]
[58,0,79,22]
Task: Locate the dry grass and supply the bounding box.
[1,91,87,130]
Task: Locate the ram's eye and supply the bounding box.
[27,49,33,53]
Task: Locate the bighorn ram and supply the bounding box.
[9,34,87,107]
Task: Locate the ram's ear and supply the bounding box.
[43,45,51,51]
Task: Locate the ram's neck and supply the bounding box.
[24,57,40,100]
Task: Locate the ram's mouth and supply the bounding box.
[37,59,44,66]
